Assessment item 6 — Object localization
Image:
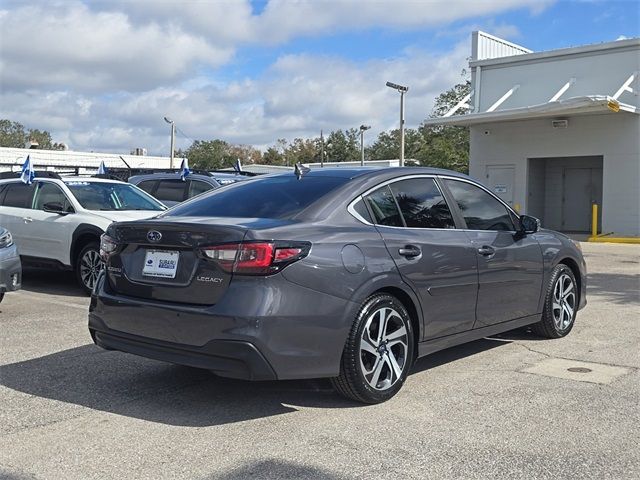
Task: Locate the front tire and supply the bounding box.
[533,264,578,338]
[76,242,103,295]
[332,293,415,404]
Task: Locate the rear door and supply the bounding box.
[363,176,478,340]
[0,182,36,256]
[441,177,543,327]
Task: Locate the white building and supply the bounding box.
[426,32,640,236]
[0,147,173,173]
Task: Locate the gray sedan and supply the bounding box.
[0,227,21,303]
[90,167,586,404]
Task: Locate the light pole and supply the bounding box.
[359,124,371,166]
[385,81,408,167]
[163,116,175,169]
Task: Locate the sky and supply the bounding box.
[0,0,638,156]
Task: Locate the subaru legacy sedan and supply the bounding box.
[89,168,586,404]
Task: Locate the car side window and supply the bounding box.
[137,180,157,194]
[155,180,186,203]
[188,180,214,197]
[365,186,404,227]
[2,183,35,208]
[33,182,74,212]
[389,178,455,229]
[443,179,515,231]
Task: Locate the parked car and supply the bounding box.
[129,171,249,206]
[90,167,587,403]
[0,226,21,303]
[0,173,166,294]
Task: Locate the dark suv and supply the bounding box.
[90,167,586,404]
[129,171,249,206]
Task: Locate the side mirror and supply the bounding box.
[519,214,540,234]
[43,202,70,215]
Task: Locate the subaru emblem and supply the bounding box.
[147,230,162,243]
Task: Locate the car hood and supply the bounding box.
[87,210,162,223]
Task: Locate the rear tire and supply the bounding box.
[332,293,415,404]
[0,292,4,303]
[75,242,102,295]
[533,264,577,338]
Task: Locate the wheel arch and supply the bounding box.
[71,224,104,267]
[374,286,421,358]
[557,257,582,305]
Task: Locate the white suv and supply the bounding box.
[0,173,166,293]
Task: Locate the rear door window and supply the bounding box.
[389,178,455,229]
[136,180,158,194]
[443,179,515,231]
[2,183,35,208]
[188,180,214,197]
[365,186,404,227]
[155,180,186,203]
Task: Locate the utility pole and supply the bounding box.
[320,130,324,168]
[385,81,409,167]
[164,116,176,169]
[359,125,371,166]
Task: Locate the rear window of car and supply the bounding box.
[163,176,349,219]
[1,183,34,208]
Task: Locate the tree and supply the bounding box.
[417,80,471,173]
[0,119,27,148]
[0,119,67,150]
[184,139,235,169]
[325,129,359,163]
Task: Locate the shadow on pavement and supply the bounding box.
[0,344,355,428]
[19,267,85,298]
[205,459,345,480]
[1,336,518,428]
[586,272,640,306]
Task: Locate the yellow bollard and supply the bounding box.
[591,204,598,237]
[514,203,520,214]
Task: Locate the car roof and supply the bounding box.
[0,176,125,185]
[128,172,218,183]
[264,166,472,180]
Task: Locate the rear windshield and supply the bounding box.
[162,176,348,219]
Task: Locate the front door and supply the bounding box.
[364,177,478,340]
[441,178,543,327]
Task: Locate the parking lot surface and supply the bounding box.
[1,242,638,479]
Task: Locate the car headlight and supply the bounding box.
[0,231,13,248]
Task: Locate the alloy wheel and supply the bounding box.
[552,273,576,330]
[80,249,103,291]
[359,306,409,391]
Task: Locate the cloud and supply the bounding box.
[0,0,555,153]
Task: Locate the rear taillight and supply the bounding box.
[100,233,118,260]
[202,241,310,275]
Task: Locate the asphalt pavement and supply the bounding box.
[0,242,638,479]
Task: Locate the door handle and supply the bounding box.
[477,245,495,256]
[398,245,421,258]
[23,217,33,223]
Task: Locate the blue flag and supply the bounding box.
[180,158,190,181]
[20,155,35,185]
[97,160,108,175]
[234,158,243,173]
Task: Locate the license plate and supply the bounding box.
[142,250,179,278]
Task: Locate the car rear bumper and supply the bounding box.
[0,248,22,293]
[89,272,358,380]
[89,315,276,380]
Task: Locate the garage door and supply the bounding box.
[562,167,603,232]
